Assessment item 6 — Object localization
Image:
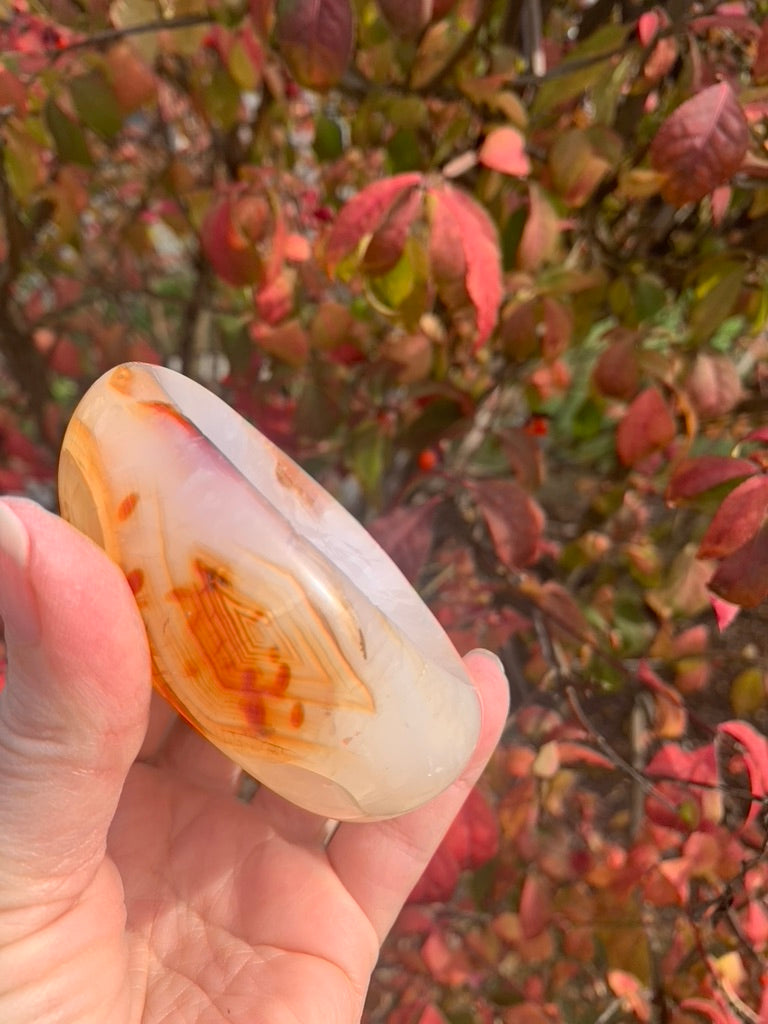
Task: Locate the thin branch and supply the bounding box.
[23,13,217,60]
[566,685,678,812]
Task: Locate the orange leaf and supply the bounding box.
[518,183,561,271]
[478,126,530,177]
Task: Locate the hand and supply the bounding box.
[0,498,508,1024]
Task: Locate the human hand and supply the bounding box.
[0,498,509,1024]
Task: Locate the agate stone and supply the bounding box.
[58,363,480,820]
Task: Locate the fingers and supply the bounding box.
[327,649,509,942]
[0,498,151,911]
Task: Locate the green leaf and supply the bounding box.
[532,23,633,117]
[347,422,388,503]
[313,114,344,161]
[45,98,92,166]
[690,262,746,344]
[387,127,423,172]
[4,125,44,202]
[70,71,124,140]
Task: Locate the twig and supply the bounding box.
[566,685,678,812]
[31,13,216,60]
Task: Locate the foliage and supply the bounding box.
[2,0,768,1021]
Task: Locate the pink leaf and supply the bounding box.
[718,720,768,831]
[710,593,741,631]
[686,353,743,420]
[698,475,768,559]
[650,83,750,206]
[469,478,544,569]
[518,183,561,271]
[325,173,422,271]
[679,999,732,1024]
[429,183,502,349]
[667,455,758,503]
[416,1006,449,1024]
[478,126,530,177]
[616,387,676,466]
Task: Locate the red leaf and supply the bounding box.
[201,191,270,287]
[325,173,422,271]
[686,354,743,420]
[667,455,758,503]
[679,999,731,1024]
[708,523,768,607]
[745,425,768,443]
[592,330,640,400]
[718,720,768,831]
[429,184,502,349]
[754,19,768,82]
[526,579,593,645]
[409,788,498,903]
[555,742,614,771]
[519,874,552,939]
[367,498,440,583]
[616,387,676,467]
[361,186,423,275]
[415,1006,449,1024]
[650,83,749,206]
[698,475,768,559]
[275,0,355,91]
[469,479,544,568]
[646,742,720,830]
[478,126,530,177]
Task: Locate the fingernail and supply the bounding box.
[0,500,41,645]
[467,648,509,682]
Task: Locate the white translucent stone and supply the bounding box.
[58,363,480,820]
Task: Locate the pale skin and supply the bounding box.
[0,498,509,1024]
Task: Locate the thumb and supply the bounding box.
[0,498,151,903]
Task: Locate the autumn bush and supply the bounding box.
[1,0,768,1021]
